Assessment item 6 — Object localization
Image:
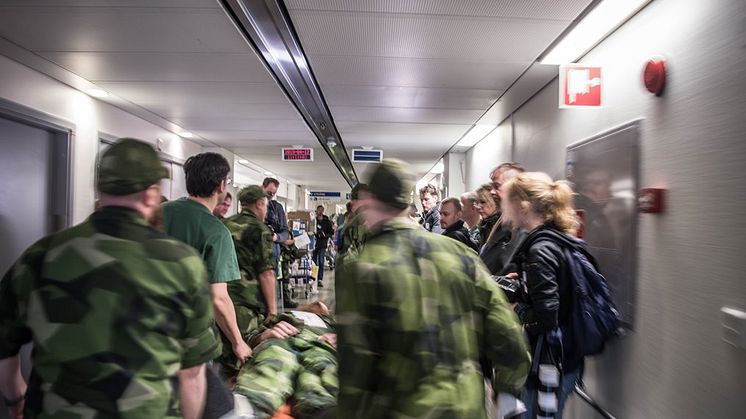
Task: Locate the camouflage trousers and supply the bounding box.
[233,330,337,419]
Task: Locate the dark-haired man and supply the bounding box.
[213,191,232,219]
[262,177,295,306]
[418,184,443,233]
[439,197,479,252]
[313,205,334,288]
[162,153,251,366]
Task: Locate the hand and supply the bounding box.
[273,233,278,242]
[232,340,252,365]
[259,321,300,342]
[505,272,519,280]
[318,333,337,348]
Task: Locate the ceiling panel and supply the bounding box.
[95,82,290,105]
[321,85,500,110]
[41,52,274,83]
[130,102,301,120]
[1,1,216,7]
[285,0,593,21]
[337,121,471,137]
[330,106,482,125]
[308,56,528,90]
[195,130,317,143]
[289,11,568,62]
[0,6,247,53]
[170,117,310,132]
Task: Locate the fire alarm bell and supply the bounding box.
[639,188,665,213]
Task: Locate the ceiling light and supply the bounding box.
[456,124,496,147]
[264,171,273,175]
[238,159,249,164]
[540,0,652,65]
[86,88,109,98]
[431,160,445,174]
[178,131,193,138]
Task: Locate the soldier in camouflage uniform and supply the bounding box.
[278,238,300,308]
[0,138,220,419]
[220,185,278,377]
[338,183,368,260]
[233,303,337,419]
[335,159,531,419]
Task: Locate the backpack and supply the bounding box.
[522,229,620,359]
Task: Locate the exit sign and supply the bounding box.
[559,64,602,108]
[282,147,313,161]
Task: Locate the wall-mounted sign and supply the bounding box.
[559,64,602,108]
[309,191,342,202]
[352,149,383,163]
[282,147,313,161]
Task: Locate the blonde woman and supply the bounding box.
[501,172,585,419]
[474,183,500,245]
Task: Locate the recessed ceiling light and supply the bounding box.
[86,88,109,98]
[456,124,496,147]
[238,159,249,164]
[178,131,193,138]
[264,171,273,175]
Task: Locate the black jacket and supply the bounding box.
[477,212,500,245]
[314,215,334,249]
[479,222,526,276]
[266,199,289,243]
[442,219,479,252]
[419,207,443,233]
[514,225,589,372]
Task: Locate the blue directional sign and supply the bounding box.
[309,191,341,198]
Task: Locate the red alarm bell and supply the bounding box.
[643,57,667,96]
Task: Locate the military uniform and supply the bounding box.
[234,312,337,419]
[339,210,366,258]
[279,242,300,306]
[0,138,220,418]
[220,186,276,376]
[336,159,531,419]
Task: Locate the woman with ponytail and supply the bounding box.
[501,172,584,418]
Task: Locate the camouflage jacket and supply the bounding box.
[0,207,220,418]
[339,210,367,257]
[336,217,530,419]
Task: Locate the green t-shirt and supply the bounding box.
[162,198,240,283]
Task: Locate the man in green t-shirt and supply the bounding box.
[162,153,251,365]
[0,138,220,419]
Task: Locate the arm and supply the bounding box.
[523,244,562,334]
[178,363,206,419]
[210,283,251,362]
[257,269,277,316]
[474,263,531,395]
[274,203,290,243]
[0,355,25,419]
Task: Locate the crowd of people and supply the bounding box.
[0,137,613,419]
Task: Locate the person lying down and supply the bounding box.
[233,301,337,419]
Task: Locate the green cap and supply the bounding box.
[238,185,266,205]
[366,159,415,210]
[350,183,368,200]
[97,138,169,195]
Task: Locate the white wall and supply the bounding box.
[463,0,746,417]
[0,54,202,224]
[464,118,512,190]
[443,152,466,199]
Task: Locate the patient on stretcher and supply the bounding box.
[232,302,337,419]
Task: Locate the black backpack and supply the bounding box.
[522,229,620,359]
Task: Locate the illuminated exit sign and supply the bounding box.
[559,64,602,108]
[282,147,313,161]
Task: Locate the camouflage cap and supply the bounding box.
[238,185,266,205]
[366,159,415,210]
[350,183,368,200]
[97,138,169,195]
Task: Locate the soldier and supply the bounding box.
[0,138,220,419]
[221,185,278,377]
[338,183,368,258]
[336,159,531,418]
[278,237,300,308]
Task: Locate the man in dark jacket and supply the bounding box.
[418,184,443,233]
[439,197,479,252]
[262,177,289,275]
[313,205,334,287]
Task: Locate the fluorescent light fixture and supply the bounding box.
[456,124,496,147]
[178,131,193,138]
[264,171,273,176]
[238,159,249,164]
[430,160,445,174]
[86,88,109,98]
[540,0,651,65]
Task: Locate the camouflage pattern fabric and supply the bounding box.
[335,217,531,419]
[233,314,337,419]
[339,210,367,259]
[0,207,220,418]
[220,209,275,376]
[279,243,300,303]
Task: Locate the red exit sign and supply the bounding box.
[282,147,314,161]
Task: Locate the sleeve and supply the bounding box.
[0,239,48,358]
[523,243,562,334]
[204,225,241,283]
[275,203,289,242]
[335,257,382,417]
[430,211,444,234]
[179,254,221,368]
[473,262,531,395]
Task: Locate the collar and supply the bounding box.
[444,219,466,233]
